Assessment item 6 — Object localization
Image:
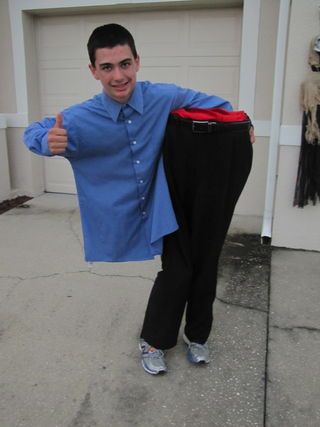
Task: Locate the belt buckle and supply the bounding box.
[191,120,215,133]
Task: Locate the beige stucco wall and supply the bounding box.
[254,0,279,121]
[272,0,320,251]
[0,126,11,201]
[0,1,44,198]
[0,0,16,113]
[0,0,14,201]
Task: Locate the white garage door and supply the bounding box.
[35,8,242,194]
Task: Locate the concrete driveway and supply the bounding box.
[0,193,319,427]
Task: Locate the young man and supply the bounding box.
[24,23,253,375]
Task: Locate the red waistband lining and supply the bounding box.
[171,108,249,122]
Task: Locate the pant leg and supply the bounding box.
[140,117,253,348]
[184,128,253,343]
[140,120,195,349]
[140,230,193,349]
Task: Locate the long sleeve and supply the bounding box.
[24,117,55,157]
[24,113,78,158]
[170,85,233,112]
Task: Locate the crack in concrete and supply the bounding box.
[271,324,320,333]
[0,272,64,281]
[87,270,154,283]
[0,270,154,283]
[216,296,268,314]
[0,275,24,281]
[66,208,83,250]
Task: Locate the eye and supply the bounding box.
[121,61,131,69]
[101,64,113,71]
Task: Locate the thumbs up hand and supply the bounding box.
[48,113,68,154]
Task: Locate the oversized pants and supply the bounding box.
[141,113,253,349]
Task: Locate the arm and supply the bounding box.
[24,113,69,156]
[171,85,233,112]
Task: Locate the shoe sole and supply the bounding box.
[139,342,167,375]
[183,333,210,364]
[141,360,167,375]
[186,353,208,365]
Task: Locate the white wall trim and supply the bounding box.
[8,2,28,114]
[279,125,302,146]
[1,113,31,129]
[5,113,29,128]
[0,115,7,129]
[250,122,303,143]
[10,0,241,11]
[261,0,291,239]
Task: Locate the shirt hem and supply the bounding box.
[84,252,161,263]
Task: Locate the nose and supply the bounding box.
[113,65,125,81]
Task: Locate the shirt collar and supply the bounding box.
[101,82,144,122]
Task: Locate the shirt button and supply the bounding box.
[139,179,144,184]
[142,211,146,216]
[127,120,132,124]
[132,140,137,145]
[135,160,140,164]
[141,196,145,201]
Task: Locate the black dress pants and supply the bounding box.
[141,115,253,349]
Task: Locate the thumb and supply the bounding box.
[53,112,63,129]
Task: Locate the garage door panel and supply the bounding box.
[41,97,84,117]
[37,20,83,61]
[36,8,242,194]
[135,15,185,45]
[84,76,104,98]
[137,11,241,57]
[44,157,75,194]
[141,56,239,101]
[189,9,241,43]
[142,56,239,67]
[188,66,239,101]
[39,67,95,115]
[138,66,184,85]
[41,68,83,95]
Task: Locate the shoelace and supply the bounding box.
[143,347,164,358]
[188,342,208,351]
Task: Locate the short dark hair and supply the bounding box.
[87,23,138,66]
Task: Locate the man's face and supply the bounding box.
[89,44,140,104]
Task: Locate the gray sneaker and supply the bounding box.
[183,333,210,364]
[139,339,167,375]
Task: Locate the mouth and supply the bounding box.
[112,82,129,91]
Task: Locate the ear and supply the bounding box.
[134,55,140,72]
[88,64,99,80]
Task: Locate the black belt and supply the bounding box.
[169,115,252,134]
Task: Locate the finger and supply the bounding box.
[49,143,67,154]
[48,133,67,142]
[50,141,68,149]
[51,148,66,155]
[53,112,63,129]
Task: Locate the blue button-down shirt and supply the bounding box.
[24,81,232,262]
